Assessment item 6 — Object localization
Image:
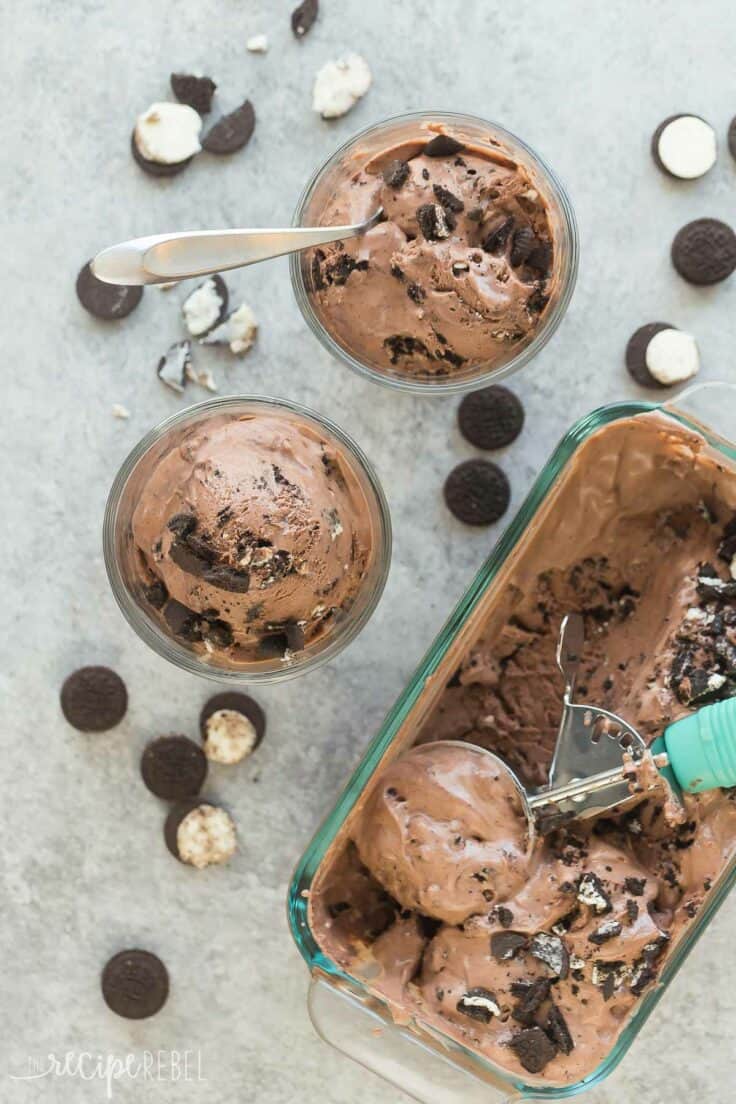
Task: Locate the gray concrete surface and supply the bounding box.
[3,0,736,1100]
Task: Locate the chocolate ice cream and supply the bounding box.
[130,411,376,666]
[307,128,556,381]
[309,411,736,1083]
[352,742,531,926]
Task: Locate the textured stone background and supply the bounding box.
[3,1,736,1101]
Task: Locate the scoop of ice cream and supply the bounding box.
[352,743,531,925]
[131,413,374,664]
[308,131,555,379]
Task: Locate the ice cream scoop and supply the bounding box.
[370,609,736,856]
[538,612,736,821]
[388,614,736,851]
[416,694,736,857]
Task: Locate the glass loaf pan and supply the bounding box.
[288,383,736,1103]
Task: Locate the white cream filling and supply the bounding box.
[460,993,500,1017]
[204,709,258,765]
[135,102,202,164]
[645,328,699,385]
[247,34,269,52]
[658,116,717,180]
[201,302,258,355]
[312,55,372,119]
[177,805,237,869]
[182,279,225,336]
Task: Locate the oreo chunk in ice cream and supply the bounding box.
[528,932,569,978]
[490,931,528,962]
[456,987,501,1024]
[510,1026,558,1074]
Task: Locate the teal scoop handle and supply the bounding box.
[654,697,736,793]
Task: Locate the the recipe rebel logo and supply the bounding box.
[9,1050,206,1098]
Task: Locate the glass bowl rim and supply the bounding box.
[290,108,579,395]
[103,393,393,684]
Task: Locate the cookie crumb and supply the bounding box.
[247,33,269,52]
[313,54,371,119]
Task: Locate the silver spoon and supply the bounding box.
[90,208,384,286]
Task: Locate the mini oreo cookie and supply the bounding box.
[76,261,143,321]
[102,949,169,1019]
[651,114,717,180]
[625,322,677,388]
[444,460,510,526]
[199,692,265,765]
[458,386,524,449]
[165,799,237,869]
[202,99,256,155]
[140,735,207,800]
[130,131,194,177]
[671,218,736,285]
[170,73,216,115]
[60,666,128,732]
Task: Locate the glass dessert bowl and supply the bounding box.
[104,396,391,683]
[289,384,736,1099]
[291,110,578,394]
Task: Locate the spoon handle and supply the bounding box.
[91,222,369,286]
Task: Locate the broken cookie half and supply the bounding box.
[165,800,237,869]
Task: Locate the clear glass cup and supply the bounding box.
[103,396,392,684]
[291,110,579,395]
